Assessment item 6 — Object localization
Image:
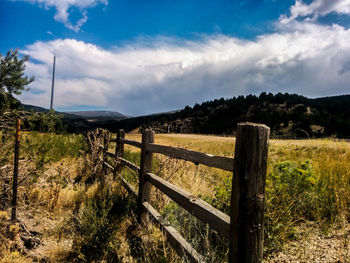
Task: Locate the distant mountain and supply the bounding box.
[18,104,128,132]
[68,110,128,118]
[20,105,128,119]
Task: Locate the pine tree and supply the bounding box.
[0,49,34,112]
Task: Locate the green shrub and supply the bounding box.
[70,183,134,262]
[21,132,87,168]
[264,160,318,253]
[28,110,65,132]
[267,160,317,218]
[210,175,231,214]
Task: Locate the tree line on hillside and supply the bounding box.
[110,92,350,138]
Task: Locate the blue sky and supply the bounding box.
[1,0,350,115]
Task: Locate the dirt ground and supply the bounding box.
[3,205,350,262]
[267,221,350,263]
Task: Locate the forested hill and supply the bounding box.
[106,93,350,138]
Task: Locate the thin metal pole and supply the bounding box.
[50,54,56,110]
[11,119,21,222]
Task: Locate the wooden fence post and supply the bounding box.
[1,128,7,144]
[102,130,110,177]
[138,129,154,223]
[229,122,270,263]
[11,119,21,222]
[116,129,125,172]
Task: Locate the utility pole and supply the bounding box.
[50,54,56,110]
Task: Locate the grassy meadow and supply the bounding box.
[122,134,350,260]
[0,131,349,262]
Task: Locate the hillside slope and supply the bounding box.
[108,93,350,138]
[67,110,128,118]
[18,105,128,132]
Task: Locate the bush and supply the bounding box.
[210,175,231,215]
[70,183,134,262]
[264,160,318,253]
[28,110,65,132]
[21,132,87,168]
[267,160,317,218]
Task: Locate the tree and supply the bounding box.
[0,49,34,112]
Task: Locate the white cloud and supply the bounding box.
[20,20,350,115]
[17,0,108,31]
[280,0,350,24]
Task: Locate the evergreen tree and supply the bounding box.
[0,49,34,112]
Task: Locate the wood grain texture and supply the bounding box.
[229,122,270,263]
[146,143,234,171]
[117,129,125,157]
[138,129,154,222]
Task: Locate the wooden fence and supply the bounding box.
[100,122,270,263]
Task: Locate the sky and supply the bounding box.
[1,0,350,116]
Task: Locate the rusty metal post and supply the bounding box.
[11,119,21,222]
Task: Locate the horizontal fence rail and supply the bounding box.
[120,176,138,196]
[120,138,142,148]
[118,157,140,172]
[146,143,234,171]
[106,151,115,158]
[101,123,270,263]
[146,172,230,238]
[143,201,206,263]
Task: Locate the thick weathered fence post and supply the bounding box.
[11,119,21,222]
[116,129,125,172]
[138,129,154,222]
[229,122,270,263]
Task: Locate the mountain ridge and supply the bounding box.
[67,110,128,118]
[18,93,350,138]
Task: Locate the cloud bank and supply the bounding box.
[17,0,107,31]
[280,0,350,24]
[20,21,350,115]
[19,0,350,116]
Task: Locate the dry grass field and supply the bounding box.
[123,134,350,262]
[0,131,349,262]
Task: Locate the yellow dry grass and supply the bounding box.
[126,134,350,174]
[117,133,350,261]
[121,134,350,220]
[2,131,349,262]
[122,134,234,199]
